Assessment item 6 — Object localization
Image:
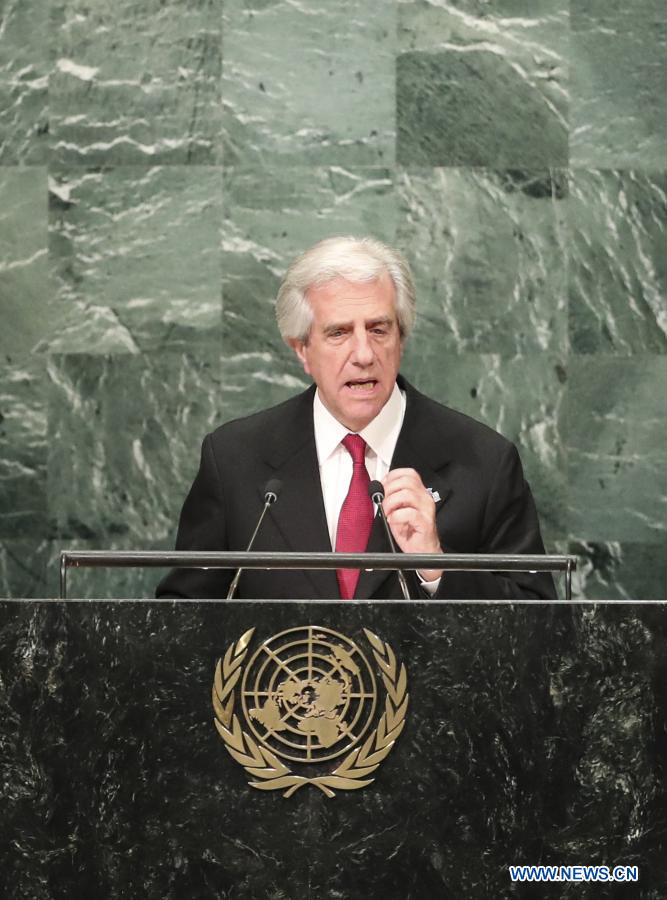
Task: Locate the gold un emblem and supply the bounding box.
[212,626,409,798]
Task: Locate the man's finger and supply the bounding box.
[383,469,434,499]
[383,486,434,515]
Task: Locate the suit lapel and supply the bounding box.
[355,378,453,599]
[260,387,338,599]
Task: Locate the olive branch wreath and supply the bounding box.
[212,627,409,798]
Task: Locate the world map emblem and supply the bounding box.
[212,626,409,798]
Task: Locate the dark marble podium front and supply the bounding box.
[1,599,665,899]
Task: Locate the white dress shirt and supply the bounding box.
[312,384,440,594]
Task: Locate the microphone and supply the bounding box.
[368,480,411,601]
[264,479,280,505]
[226,479,282,600]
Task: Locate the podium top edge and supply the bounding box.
[59,550,577,573]
[1,598,665,606]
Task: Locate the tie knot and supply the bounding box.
[342,433,367,465]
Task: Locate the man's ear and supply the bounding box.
[288,338,310,374]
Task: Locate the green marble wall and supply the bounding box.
[0,0,665,599]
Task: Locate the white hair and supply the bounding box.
[275,236,417,343]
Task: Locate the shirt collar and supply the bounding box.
[313,382,406,467]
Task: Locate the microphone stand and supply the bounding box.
[368,481,411,601]
[226,480,281,600]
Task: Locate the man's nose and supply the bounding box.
[350,331,374,365]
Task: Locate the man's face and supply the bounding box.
[289,273,403,432]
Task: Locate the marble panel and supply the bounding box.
[221,166,397,403]
[0,540,49,598]
[565,356,667,543]
[49,0,222,165]
[571,0,667,168]
[398,168,568,355]
[0,0,49,164]
[569,170,667,355]
[0,167,51,359]
[47,339,222,545]
[401,351,567,543]
[48,166,222,354]
[0,357,48,538]
[222,0,395,165]
[397,0,568,167]
[219,352,309,425]
[570,541,667,601]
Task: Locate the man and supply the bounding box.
[156,236,555,600]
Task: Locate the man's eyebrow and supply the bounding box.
[321,315,396,334]
[322,321,351,335]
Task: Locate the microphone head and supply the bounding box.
[368,479,385,502]
[264,478,282,505]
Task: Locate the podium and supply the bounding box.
[2,588,665,897]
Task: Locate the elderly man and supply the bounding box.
[156,236,555,600]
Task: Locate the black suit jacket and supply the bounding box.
[156,377,556,600]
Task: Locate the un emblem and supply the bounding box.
[212,626,409,798]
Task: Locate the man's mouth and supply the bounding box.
[345,379,378,392]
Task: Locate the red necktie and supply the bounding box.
[335,434,374,599]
